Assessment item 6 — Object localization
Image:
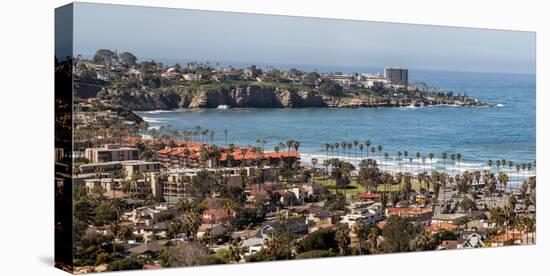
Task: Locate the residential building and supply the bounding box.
[384,67,408,86]
[84,178,123,194]
[457,230,486,248]
[85,144,139,163]
[431,213,468,225]
[121,160,161,179]
[123,205,179,227]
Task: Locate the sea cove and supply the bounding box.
[137,70,535,187]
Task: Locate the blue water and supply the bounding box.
[136,70,535,186]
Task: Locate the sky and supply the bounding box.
[72,2,536,74]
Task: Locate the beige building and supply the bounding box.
[121,161,161,179]
[84,144,139,163]
[84,178,124,194]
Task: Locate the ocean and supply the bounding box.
[136,69,536,188]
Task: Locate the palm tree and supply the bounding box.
[353,140,359,164]
[456,153,462,177]
[359,144,364,160]
[335,223,350,256]
[403,151,409,173]
[367,225,381,253]
[414,231,435,251]
[184,209,202,243]
[441,152,447,174]
[450,154,456,178]
[311,158,318,169]
[365,139,372,158]
[416,152,421,175]
[325,143,331,161]
[422,156,426,173]
[335,143,340,159]
[515,164,521,190]
[378,145,383,164]
[347,143,352,164]
[384,152,389,172]
[224,129,228,146]
[342,141,348,162]
[397,151,403,174]
[353,220,369,255]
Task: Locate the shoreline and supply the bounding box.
[133,102,496,113]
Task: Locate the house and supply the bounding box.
[123,205,179,226]
[356,192,382,202]
[437,240,459,250]
[259,217,309,239]
[202,208,235,224]
[125,240,169,257]
[431,213,467,225]
[307,210,341,232]
[197,223,225,239]
[241,237,265,255]
[386,207,432,227]
[133,221,171,242]
[340,203,384,227]
[457,230,485,249]
[425,222,458,234]
[489,232,525,247]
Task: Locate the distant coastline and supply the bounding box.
[74,50,489,111]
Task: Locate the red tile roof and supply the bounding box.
[425,222,458,233]
[387,207,432,217]
[357,192,382,200]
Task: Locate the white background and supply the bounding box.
[0,0,548,274]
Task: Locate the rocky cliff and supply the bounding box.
[97,84,483,111]
[98,85,368,110]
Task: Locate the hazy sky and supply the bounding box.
[73,2,535,74]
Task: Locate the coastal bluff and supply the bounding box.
[97,84,476,111]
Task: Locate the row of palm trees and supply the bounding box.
[490,196,536,245]
[324,140,384,166]
[147,125,231,147]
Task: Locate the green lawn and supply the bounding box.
[313,176,432,196]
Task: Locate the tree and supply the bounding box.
[334,223,351,256]
[108,255,143,271]
[184,209,202,243]
[253,214,295,261]
[297,228,338,253]
[381,216,419,253]
[247,65,262,78]
[282,191,298,207]
[93,49,117,63]
[318,79,344,96]
[367,224,381,253]
[94,202,117,226]
[303,72,320,86]
[160,243,211,267]
[190,169,222,200]
[352,220,369,254]
[228,238,245,263]
[460,197,476,212]
[414,231,436,251]
[119,51,137,66]
[358,159,382,193]
[295,250,337,259]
